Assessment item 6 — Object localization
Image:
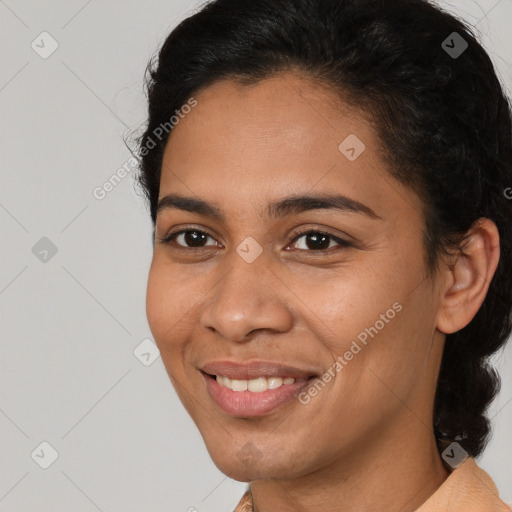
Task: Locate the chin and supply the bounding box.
[206,445,302,481]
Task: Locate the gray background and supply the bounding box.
[0,1,511,510]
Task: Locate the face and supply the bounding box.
[146,72,446,482]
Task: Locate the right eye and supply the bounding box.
[158,228,221,250]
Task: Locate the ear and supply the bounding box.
[436,218,500,335]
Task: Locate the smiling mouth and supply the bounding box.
[202,371,315,392]
[201,370,318,417]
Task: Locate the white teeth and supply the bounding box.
[231,379,248,391]
[248,377,267,392]
[215,375,296,392]
[267,377,283,389]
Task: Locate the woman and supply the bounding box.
[135,0,512,510]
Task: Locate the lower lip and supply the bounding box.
[203,372,315,417]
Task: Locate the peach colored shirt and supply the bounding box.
[233,457,511,511]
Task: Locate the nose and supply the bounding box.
[199,256,294,343]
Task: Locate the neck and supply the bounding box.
[249,426,449,512]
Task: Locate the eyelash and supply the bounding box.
[157,226,353,254]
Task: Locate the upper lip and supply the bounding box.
[200,360,318,380]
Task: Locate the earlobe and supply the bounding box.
[436,219,500,335]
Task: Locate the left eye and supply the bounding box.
[288,230,352,252]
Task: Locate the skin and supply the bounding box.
[145,71,500,512]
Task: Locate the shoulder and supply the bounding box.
[232,490,252,512]
[415,457,511,512]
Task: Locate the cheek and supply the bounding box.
[296,248,429,381]
[145,259,185,350]
[285,257,405,351]
[145,262,166,337]
[145,257,212,370]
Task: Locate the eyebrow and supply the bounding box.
[156,192,381,221]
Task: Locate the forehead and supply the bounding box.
[158,72,423,225]
[167,72,365,153]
